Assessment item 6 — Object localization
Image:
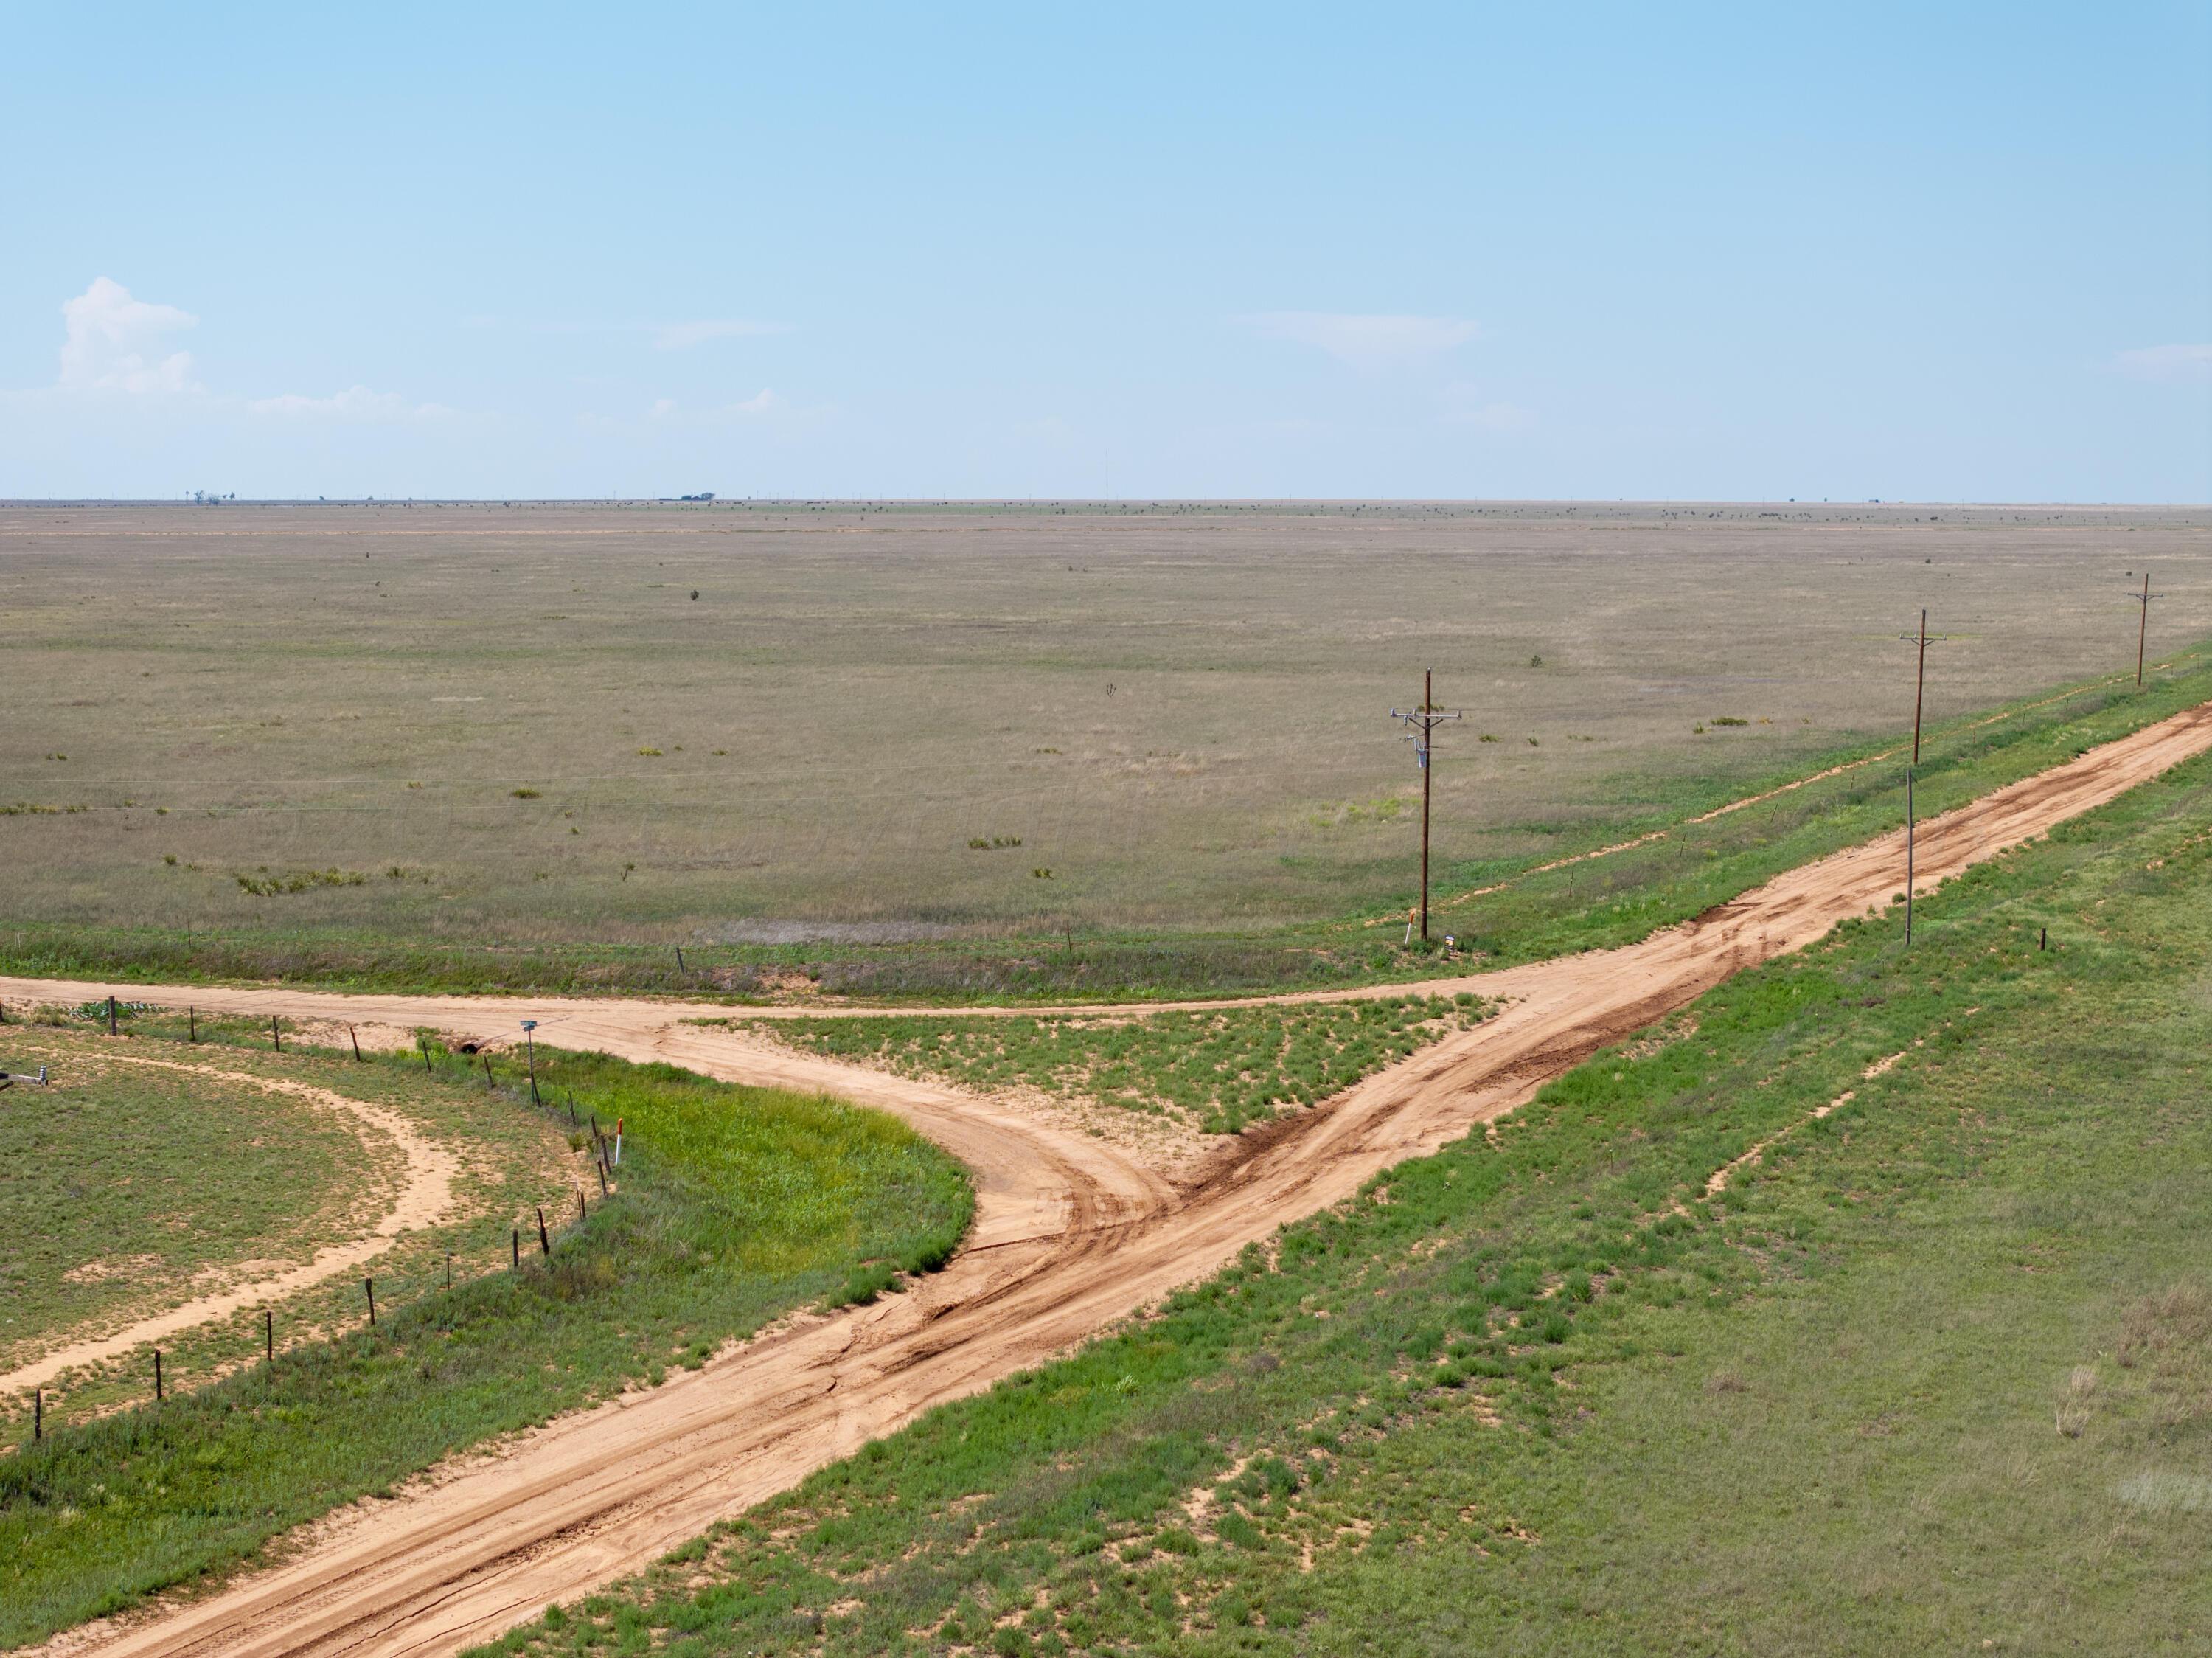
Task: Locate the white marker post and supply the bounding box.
[520,1019,540,1104]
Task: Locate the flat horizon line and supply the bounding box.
[3,497,2208,511]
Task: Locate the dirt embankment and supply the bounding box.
[10,698,2211,1658]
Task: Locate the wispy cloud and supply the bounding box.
[2114,343,2212,382]
[463,313,789,351]
[645,389,780,422]
[1242,311,1478,370]
[1437,381,1533,430]
[247,386,456,421]
[58,277,199,393]
[653,319,785,350]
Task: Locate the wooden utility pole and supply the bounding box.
[2129,572,2164,687]
[1896,612,1951,948]
[1907,608,1935,766]
[1389,669,1462,941]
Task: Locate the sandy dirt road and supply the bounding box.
[12,698,2211,1658]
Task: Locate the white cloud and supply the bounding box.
[247,386,454,421]
[1242,311,1478,370]
[2114,344,2212,382]
[647,389,779,421]
[58,277,198,393]
[1438,381,1534,430]
[652,319,785,350]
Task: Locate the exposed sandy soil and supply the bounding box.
[0,1056,460,1398]
[10,697,2211,1658]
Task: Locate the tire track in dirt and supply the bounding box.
[1,1056,460,1398]
[11,698,2211,1658]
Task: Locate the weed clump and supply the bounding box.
[234,867,370,897]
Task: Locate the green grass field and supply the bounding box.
[476,724,2212,1654]
[1,1025,369,1361]
[0,1041,973,1648]
[734,995,1491,1134]
[3,499,2205,999]
[0,1011,579,1423]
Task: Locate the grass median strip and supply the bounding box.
[485,745,2212,1654]
[0,1044,972,1650]
[715,996,1492,1134]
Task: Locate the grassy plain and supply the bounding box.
[481,735,2212,1654]
[736,995,1490,1135]
[1,1024,366,1359]
[2,499,2205,996]
[0,1012,578,1421]
[0,1041,973,1648]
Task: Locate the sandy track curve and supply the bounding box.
[1,1058,460,1398]
[12,698,2211,1658]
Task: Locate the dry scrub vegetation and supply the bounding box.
[2,500,2205,991]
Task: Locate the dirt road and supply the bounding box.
[13,698,2211,1658]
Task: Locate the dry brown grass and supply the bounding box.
[3,499,2205,956]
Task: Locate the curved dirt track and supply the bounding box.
[12,698,2211,1658]
[0,1056,459,1398]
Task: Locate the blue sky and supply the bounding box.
[4,2,2208,501]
